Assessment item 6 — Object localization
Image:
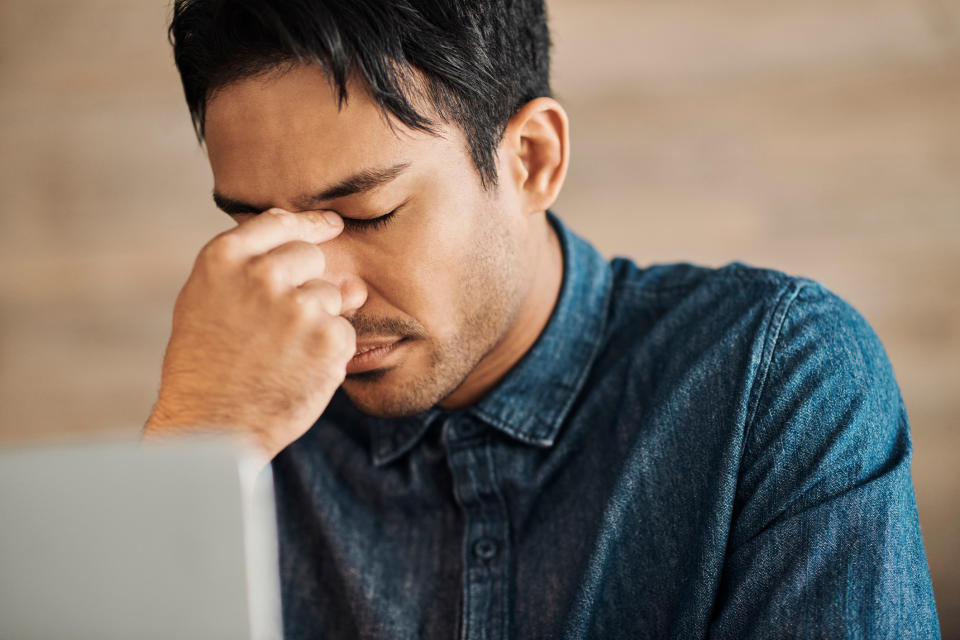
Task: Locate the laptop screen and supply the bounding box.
[0,436,282,640]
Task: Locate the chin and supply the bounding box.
[341,374,445,418]
[339,341,432,415]
[341,338,484,418]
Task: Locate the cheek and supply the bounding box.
[358,237,466,337]
[387,259,468,337]
[371,210,476,314]
[356,178,511,338]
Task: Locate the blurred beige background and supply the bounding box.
[1,0,957,632]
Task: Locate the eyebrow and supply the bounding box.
[212,161,412,214]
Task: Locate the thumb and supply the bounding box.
[339,276,368,313]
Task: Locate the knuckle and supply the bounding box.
[266,208,296,228]
[312,246,327,275]
[324,284,343,315]
[311,312,338,340]
[312,314,353,354]
[290,294,322,321]
[334,317,357,357]
[290,290,313,311]
[201,232,243,265]
[291,283,341,317]
[246,256,285,291]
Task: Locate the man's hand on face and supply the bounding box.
[143,208,367,465]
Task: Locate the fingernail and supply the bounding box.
[322,211,342,226]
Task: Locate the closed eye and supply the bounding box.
[341,203,404,232]
[217,200,406,231]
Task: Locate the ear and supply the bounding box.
[499,97,570,216]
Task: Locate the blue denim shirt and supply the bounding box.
[271,210,939,639]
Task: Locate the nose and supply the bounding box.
[319,235,368,315]
[338,276,368,315]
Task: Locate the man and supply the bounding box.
[145,0,940,637]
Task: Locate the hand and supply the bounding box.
[143,208,367,464]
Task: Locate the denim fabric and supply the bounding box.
[271,210,940,639]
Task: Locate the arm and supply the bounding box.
[709,282,940,638]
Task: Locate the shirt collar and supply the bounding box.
[327,210,614,467]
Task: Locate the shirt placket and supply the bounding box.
[443,416,511,640]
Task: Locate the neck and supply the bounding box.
[438,214,564,410]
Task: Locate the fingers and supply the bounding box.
[199,207,366,320]
[295,279,344,316]
[294,277,368,317]
[229,208,344,255]
[259,241,327,287]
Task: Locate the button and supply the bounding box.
[473,537,498,560]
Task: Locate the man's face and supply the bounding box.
[203,64,533,417]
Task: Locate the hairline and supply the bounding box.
[200,60,499,193]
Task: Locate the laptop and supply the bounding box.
[0,435,282,639]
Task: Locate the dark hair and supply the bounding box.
[168,0,553,190]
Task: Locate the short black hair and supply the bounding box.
[168,0,553,191]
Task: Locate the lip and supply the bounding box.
[346,338,406,375]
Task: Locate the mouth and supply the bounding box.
[346,337,407,375]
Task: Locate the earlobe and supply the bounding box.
[502,97,570,216]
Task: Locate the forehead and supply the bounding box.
[203,64,447,199]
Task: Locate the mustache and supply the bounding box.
[347,311,428,341]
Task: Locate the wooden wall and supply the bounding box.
[1,0,957,631]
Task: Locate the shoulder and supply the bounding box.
[613,256,897,403]
[601,258,832,357]
[605,258,816,324]
[608,257,816,305]
[740,268,905,475]
[599,257,898,436]
[603,257,879,346]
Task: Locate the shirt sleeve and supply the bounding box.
[708,281,940,639]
